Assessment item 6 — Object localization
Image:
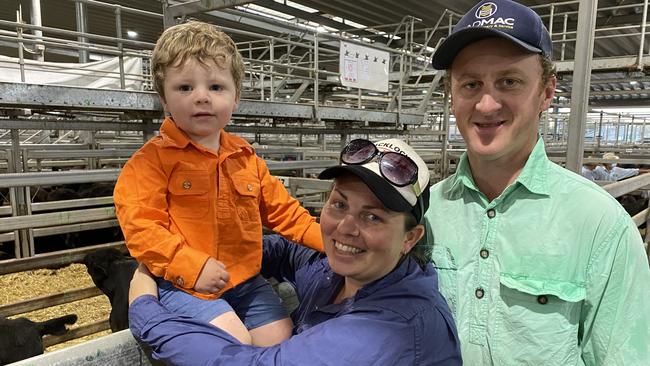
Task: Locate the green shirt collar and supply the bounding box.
[446,137,550,199]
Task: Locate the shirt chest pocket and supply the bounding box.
[168,171,211,219]
[230,172,260,222]
[493,274,585,365]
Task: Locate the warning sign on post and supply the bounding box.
[339,41,389,92]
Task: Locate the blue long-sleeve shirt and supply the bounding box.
[129,234,461,365]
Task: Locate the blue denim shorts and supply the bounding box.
[157,274,288,330]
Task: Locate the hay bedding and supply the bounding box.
[0,263,112,352]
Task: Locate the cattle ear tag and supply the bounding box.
[182,180,192,190]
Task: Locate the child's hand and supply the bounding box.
[129,263,159,305]
[194,257,230,294]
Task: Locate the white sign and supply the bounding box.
[339,41,389,92]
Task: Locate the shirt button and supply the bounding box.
[182,180,192,189]
[537,295,548,305]
[486,209,496,218]
[247,183,253,191]
[480,249,489,259]
[475,288,485,299]
[175,276,184,287]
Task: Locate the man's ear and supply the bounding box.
[541,76,556,112]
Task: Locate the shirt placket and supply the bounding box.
[215,159,230,257]
[469,200,498,346]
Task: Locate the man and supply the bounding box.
[424,0,650,365]
[594,152,649,181]
[580,158,598,181]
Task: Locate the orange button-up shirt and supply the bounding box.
[114,118,323,299]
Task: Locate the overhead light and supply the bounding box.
[127,30,138,39]
[630,80,639,85]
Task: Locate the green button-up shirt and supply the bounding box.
[425,138,650,365]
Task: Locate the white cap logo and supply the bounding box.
[476,2,497,18]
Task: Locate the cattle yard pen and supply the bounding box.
[0,162,343,259]
[1,1,650,362]
[0,242,124,349]
[0,174,648,362]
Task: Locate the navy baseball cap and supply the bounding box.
[432,0,552,69]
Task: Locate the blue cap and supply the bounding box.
[432,0,552,69]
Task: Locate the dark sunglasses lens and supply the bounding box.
[381,152,418,186]
[341,139,376,164]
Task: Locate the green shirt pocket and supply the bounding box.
[494,273,585,366]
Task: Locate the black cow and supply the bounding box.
[619,194,648,218]
[34,183,123,254]
[77,183,123,246]
[0,188,9,206]
[32,187,82,254]
[83,248,138,332]
[0,314,77,365]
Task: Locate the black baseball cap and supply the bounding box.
[318,139,430,222]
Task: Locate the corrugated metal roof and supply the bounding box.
[2,0,650,107]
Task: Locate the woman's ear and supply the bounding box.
[402,224,425,254]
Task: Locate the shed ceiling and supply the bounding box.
[2,0,650,108]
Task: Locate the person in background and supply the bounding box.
[580,157,598,181]
[114,21,323,346]
[593,152,649,181]
[128,138,462,366]
[425,0,650,365]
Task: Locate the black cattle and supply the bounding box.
[32,187,81,254]
[78,183,114,198]
[30,186,52,203]
[619,194,648,218]
[83,248,137,332]
[0,314,77,365]
[33,183,123,254]
[0,188,9,205]
[77,183,123,246]
[45,187,79,202]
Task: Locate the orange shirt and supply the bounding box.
[114,118,323,299]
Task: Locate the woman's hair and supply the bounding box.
[151,21,245,99]
[403,201,431,269]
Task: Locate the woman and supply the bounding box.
[128,138,461,365]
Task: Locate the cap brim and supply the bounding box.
[318,165,412,212]
[431,27,543,69]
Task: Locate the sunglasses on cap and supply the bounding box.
[340,139,418,188]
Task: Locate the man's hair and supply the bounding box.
[443,54,556,95]
[540,55,556,88]
[151,21,245,99]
